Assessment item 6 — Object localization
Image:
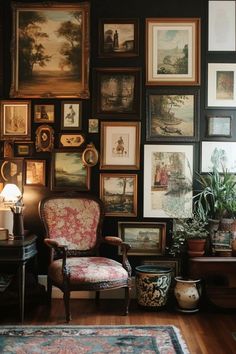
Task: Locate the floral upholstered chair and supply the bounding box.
[39,193,132,322]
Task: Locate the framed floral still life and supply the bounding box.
[34,104,54,123]
[93,67,141,119]
[10,2,90,98]
[100,121,140,170]
[207,63,236,107]
[118,222,166,256]
[0,100,31,140]
[25,159,46,186]
[146,18,200,85]
[100,173,137,217]
[207,116,232,138]
[61,101,82,130]
[51,150,90,191]
[143,144,193,218]
[99,18,139,57]
[146,88,199,141]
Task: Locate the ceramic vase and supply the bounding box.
[174,276,201,313]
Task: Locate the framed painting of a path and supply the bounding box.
[10,2,90,98]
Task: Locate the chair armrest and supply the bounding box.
[44,238,68,270]
[104,236,132,277]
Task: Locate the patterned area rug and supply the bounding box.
[0,325,190,353]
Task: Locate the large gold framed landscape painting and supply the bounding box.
[10,2,90,98]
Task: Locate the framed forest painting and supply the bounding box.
[10,2,90,98]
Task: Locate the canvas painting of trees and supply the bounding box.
[10,3,89,98]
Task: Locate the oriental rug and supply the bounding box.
[0,325,190,353]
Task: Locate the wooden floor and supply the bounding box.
[0,299,236,353]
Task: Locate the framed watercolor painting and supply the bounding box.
[118,222,166,256]
[0,101,31,140]
[61,101,82,130]
[100,121,140,170]
[10,2,90,98]
[207,63,236,107]
[201,141,236,173]
[51,150,90,191]
[93,67,141,119]
[99,18,139,57]
[34,104,54,123]
[207,116,232,138]
[146,88,199,141]
[100,173,137,217]
[143,144,193,218]
[25,159,46,186]
[146,18,200,85]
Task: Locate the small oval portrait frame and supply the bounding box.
[82,144,99,167]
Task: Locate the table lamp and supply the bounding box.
[0,184,23,238]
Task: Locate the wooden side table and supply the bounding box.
[0,232,37,322]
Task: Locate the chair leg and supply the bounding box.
[95,291,100,305]
[124,286,131,315]
[63,289,71,323]
[47,277,52,304]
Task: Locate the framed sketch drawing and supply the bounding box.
[146,88,199,141]
[99,18,139,57]
[143,144,193,218]
[201,141,236,173]
[51,150,90,191]
[118,222,166,256]
[25,159,46,186]
[100,121,140,169]
[207,116,232,137]
[61,101,82,130]
[146,18,200,85]
[100,173,137,217]
[0,101,31,140]
[207,63,236,107]
[93,67,141,119]
[10,2,90,98]
[208,1,236,51]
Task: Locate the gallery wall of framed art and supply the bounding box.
[0,0,235,273]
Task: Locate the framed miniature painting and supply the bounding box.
[88,119,99,133]
[10,2,90,98]
[207,63,236,107]
[146,18,201,85]
[61,101,82,130]
[25,159,46,186]
[59,133,85,148]
[143,144,193,218]
[118,222,166,256]
[51,150,90,191]
[82,143,99,167]
[207,116,232,137]
[93,67,141,119]
[100,121,140,169]
[146,88,199,141]
[0,101,31,140]
[34,104,55,123]
[35,125,54,152]
[14,141,34,157]
[100,173,137,217]
[99,18,139,57]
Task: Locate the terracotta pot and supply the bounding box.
[174,277,201,313]
[187,239,206,257]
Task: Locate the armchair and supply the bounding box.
[39,193,132,322]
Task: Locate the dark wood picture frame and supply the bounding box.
[25,159,46,186]
[99,18,139,57]
[207,115,232,138]
[35,125,54,152]
[93,67,141,119]
[61,101,82,130]
[34,104,55,123]
[14,141,34,157]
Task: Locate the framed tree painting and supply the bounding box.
[93,67,141,119]
[143,144,193,218]
[146,18,201,85]
[146,88,199,141]
[100,173,137,217]
[10,2,90,98]
[99,18,139,57]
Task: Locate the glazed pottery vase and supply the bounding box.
[135,265,172,308]
[174,276,201,313]
[187,239,206,257]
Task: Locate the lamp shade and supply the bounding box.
[0,184,21,203]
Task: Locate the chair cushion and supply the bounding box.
[48,257,128,285]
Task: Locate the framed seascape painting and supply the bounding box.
[146,88,199,141]
[93,67,141,119]
[118,222,166,256]
[0,101,31,140]
[146,18,201,85]
[99,18,139,57]
[207,63,236,107]
[10,2,90,98]
[51,150,90,191]
[201,141,236,173]
[100,121,140,170]
[143,144,193,218]
[100,173,137,217]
